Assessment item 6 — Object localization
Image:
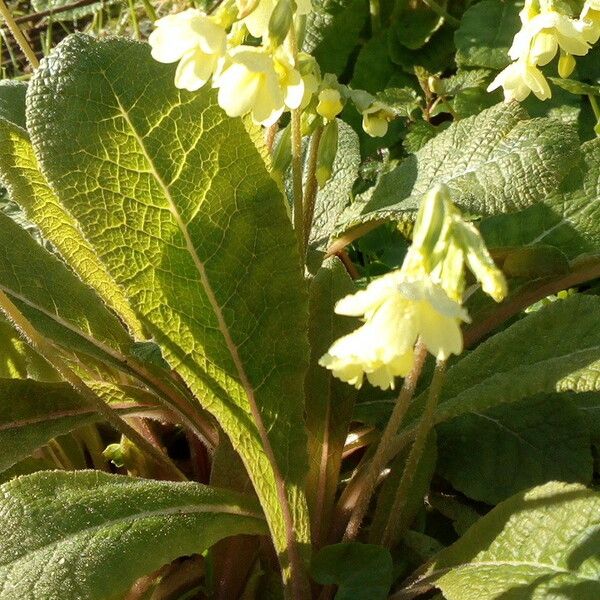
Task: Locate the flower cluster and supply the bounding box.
[149,2,399,137]
[489,0,600,102]
[319,185,507,391]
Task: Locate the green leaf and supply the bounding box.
[400,295,600,441]
[454,0,522,70]
[572,392,600,443]
[0,471,267,599]
[334,102,578,235]
[0,317,56,380]
[549,77,600,96]
[480,138,600,259]
[0,117,143,337]
[390,0,445,50]
[305,258,357,545]
[405,481,600,599]
[304,0,369,76]
[27,34,311,567]
[311,542,393,600]
[0,378,151,474]
[0,211,134,363]
[431,69,491,97]
[437,395,593,504]
[0,81,26,129]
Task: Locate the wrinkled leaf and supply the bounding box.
[0,471,267,599]
[404,482,600,600]
[27,35,311,566]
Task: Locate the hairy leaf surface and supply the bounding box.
[404,482,600,599]
[0,471,267,599]
[27,34,311,563]
[334,103,578,235]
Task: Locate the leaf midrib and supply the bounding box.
[104,78,298,551]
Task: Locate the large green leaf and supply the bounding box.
[0,378,159,474]
[305,258,357,545]
[398,295,600,443]
[0,471,267,599]
[403,482,600,600]
[437,395,593,504]
[454,0,522,70]
[333,102,578,236]
[481,138,600,259]
[27,34,311,569]
[0,117,143,336]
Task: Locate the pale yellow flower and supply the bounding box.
[581,1,600,44]
[316,89,344,120]
[319,271,469,390]
[240,0,312,39]
[487,60,551,102]
[149,9,226,92]
[510,11,590,65]
[214,46,303,126]
[361,102,394,137]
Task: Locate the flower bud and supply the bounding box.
[271,123,292,181]
[268,0,294,46]
[412,184,451,269]
[558,51,576,77]
[316,119,338,188]
[316,88,344,120]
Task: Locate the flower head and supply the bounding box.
[149,9,226,92]
[316,88,344,120]
[361,102,395,137]
[214,46,303,125]
[487,60,551,102]
[319,271,469,390]
[240,0,312,39]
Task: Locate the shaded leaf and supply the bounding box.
[437,395,593,504]
[454,0,521,70]
[0,378,158,474]
[311,542,393,600]
[305,258,357,545]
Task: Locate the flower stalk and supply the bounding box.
[343,342,428,541]
[380,358,447,548]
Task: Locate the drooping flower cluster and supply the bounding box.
[489,0,600,102]
[149,2,401,137]
[319,184,507,391]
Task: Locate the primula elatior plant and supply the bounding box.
[0,0,599,598]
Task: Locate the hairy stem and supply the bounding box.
[343,342,428,540]
[302,125,323,252]
[0,289,187,481]
[291,108,304,256]
[0,0,39,68]
[380,359,446,547]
